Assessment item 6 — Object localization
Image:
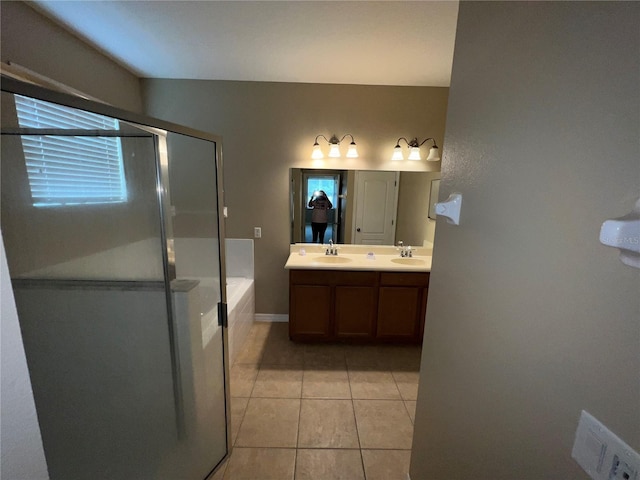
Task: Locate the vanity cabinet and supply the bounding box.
[289,269,429,343]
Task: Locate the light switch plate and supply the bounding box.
[572,410,640,480]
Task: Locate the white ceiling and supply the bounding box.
[32,1,459,87]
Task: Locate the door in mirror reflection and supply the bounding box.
[353,170,399,245]
[301,170,345,243]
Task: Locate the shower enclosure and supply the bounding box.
[1,74,230,479]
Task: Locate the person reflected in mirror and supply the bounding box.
[308,190,333,244]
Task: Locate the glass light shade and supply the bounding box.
[328,143,341,158]
[408,146,421,160]
[311,143,324,159]
[391,146,404,161]
[346,142,358,158]
[426,146,440,161]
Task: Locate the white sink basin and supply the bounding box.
[312,256,353,264]
[390,257,426,266]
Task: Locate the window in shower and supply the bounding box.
[14,95,127,207]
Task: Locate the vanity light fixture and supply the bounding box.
[392,137,440,161]
[311,134,358,159]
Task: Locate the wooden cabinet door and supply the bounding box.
[419,285,429,341]
[377,286,420,339]
[290,284,331,339]
[334,286,376,338]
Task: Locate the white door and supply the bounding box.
[353,171,399,245]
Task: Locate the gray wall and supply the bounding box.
[142,79,449,313]
[411,2,639,479]
[0,1,142,112]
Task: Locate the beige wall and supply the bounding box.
[0,1,142,112]
[142,80,449,313]
[396,171,440,246]
[411,2,639,479]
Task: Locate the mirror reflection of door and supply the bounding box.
[353,171,399,245]
[302,170,345,243]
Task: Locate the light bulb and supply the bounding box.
[408,146,421,160]
[311,143,324,159]
[328,143,341,158]
[426,146,440,161]
[391,146,404,161]
[346,142,358,158]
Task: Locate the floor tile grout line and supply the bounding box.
[294,394,303,479]
[230,445,410,451]
[346,366,368,479]
[246,394,416,400]
[348,365,403,402]
[230,397,250,449]
[391,369,420,406]
[230,323,421,478]
[402,399,414,425]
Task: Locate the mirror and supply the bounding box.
[290,168,441,246]
[428,179,441,220]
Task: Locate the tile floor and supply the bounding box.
[212,322,421,480]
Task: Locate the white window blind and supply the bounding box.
[15,95,127,207]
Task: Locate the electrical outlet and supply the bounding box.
[610,455,638,480]
[254,227,261,238]
[572,411,640,480]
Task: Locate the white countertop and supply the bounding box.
[284,244,432,272]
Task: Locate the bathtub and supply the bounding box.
[225,277,255,365]
[173,238,255,365]
[189,276,254,364]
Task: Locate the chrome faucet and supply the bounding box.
[397,241,413,257]
[326,239,338,255]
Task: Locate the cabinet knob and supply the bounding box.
[356,227,361,232]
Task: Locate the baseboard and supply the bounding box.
[254,313,289,323]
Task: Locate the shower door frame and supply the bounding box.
[0,72,232,478]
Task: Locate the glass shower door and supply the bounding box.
[0,82,229,480]
[163,131,229,478]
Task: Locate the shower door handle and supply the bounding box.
[218,302,228,328]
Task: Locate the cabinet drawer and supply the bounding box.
[290,270,335,285]
[334,271,378,286]
[380,272,429,287]
[290,269,378,286]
